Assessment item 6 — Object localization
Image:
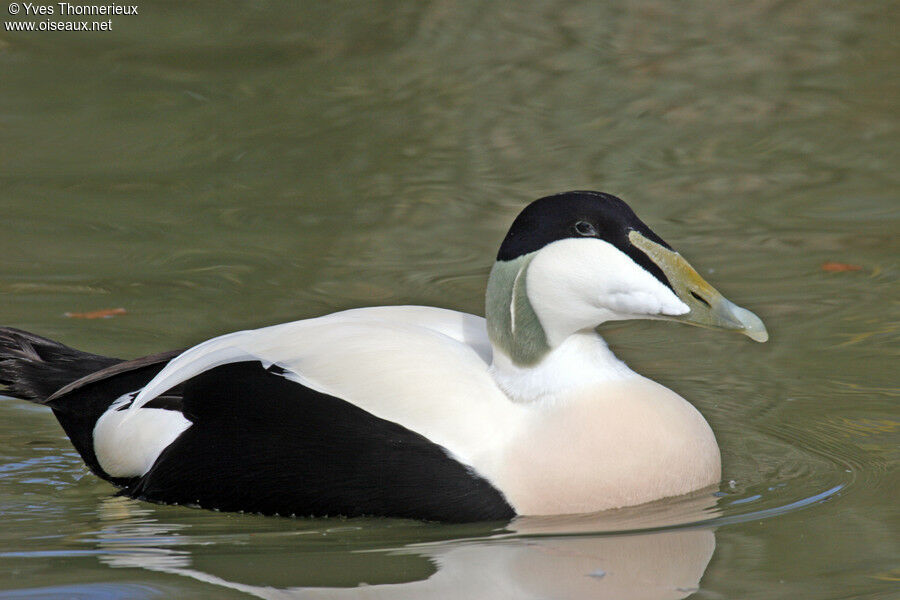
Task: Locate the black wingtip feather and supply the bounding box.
[0,327,122,402]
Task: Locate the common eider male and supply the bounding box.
[0,191,767,522]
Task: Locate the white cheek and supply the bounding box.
[607,290,666,315]
[526,238,688,343]
[660,296,690,316]
[605,290,688,316]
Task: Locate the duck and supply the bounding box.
[0,191,767,522]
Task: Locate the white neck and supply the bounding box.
[489,329,637,404]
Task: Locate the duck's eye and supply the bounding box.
[574,221,596,236]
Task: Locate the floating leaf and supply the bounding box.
[64,308,127,319]
[821,262,863,272]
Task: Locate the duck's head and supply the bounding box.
[486,191,767,366]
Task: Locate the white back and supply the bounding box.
[129,306,522,467]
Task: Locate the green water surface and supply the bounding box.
[1,2,897,598]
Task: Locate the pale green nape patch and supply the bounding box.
[485,254,550,366]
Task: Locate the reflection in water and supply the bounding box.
[93,497,718,600]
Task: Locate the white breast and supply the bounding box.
[494,378,721,514]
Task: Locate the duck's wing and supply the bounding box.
[46,349,184,403]
[34,307,518,520]
[129,306,518,466]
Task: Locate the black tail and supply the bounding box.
[0,328,123,402]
